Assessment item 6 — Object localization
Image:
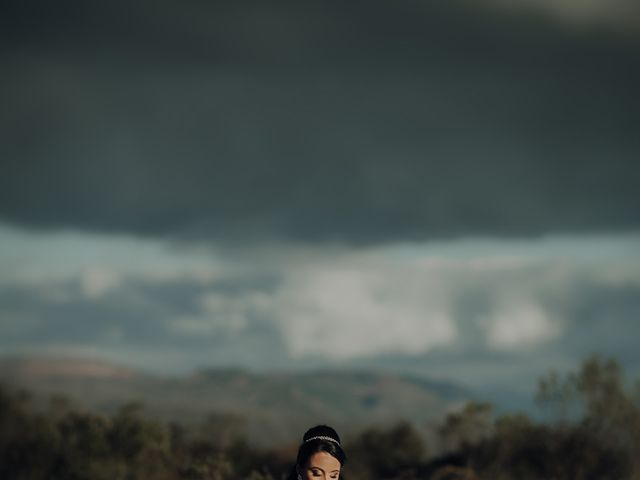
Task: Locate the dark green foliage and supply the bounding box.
[1,355,639,479]
[466,421,629,480]
[347,421,426,479]
[438,402,493,452]
[459,355,640,480]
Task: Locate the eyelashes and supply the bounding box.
[309,471,338,479]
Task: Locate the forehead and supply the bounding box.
[307,451,341,471]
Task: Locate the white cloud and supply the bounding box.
[169,315,221,336]
[483,301,561,350]
[169,291,273,336]
[274,265,457,360]
[81,268,121,299]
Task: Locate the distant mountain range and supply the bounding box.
[0,355,472,446]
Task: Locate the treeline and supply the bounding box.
[1,355,639,480]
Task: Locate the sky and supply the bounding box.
[1,0,639,404]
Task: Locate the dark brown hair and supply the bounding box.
[287,425,346,480]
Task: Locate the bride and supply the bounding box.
[287,425,347,480]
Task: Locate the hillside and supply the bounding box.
[0,355,470,446]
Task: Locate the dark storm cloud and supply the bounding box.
[1,0,639,243]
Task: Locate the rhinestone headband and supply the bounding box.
[304,435,340,445]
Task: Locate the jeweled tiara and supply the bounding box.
[304,435,340,445]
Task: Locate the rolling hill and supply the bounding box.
[0,355,471,446]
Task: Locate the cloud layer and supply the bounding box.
[1,1,638,406]
[1,0,638,244]
[1,223,639,390]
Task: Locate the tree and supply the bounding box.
[438,402,493,452]
[537,355,640,454]
[347,421,426,479]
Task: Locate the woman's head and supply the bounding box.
[295,425,346,480]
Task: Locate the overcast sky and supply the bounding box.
[1,0,639,402]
